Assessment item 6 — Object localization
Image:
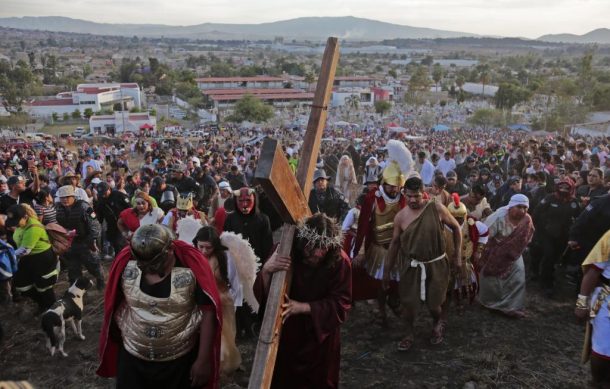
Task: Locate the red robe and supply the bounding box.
[97,240,222,389]
[254,251,352,389]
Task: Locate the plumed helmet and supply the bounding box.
[381,161,405,187]
[130,225,174,272]
[447,193,467,218]
[382,140,413,187]
[176,193,193,210]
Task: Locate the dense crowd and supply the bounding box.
[0,124,609,388]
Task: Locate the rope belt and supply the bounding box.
[410,253,447,301]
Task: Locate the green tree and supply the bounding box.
[421,55,434,66]
[71,109,81,119]
[374,100,392,116]
[480,70,491,96]
[225,94,274,123]
[304,71,315,90]
[0,60,38,113]
[83,108,94,119]
[494,82,532,110]
[408,65,431,92]
[388,69,398,79]
[468,108,500,130]
[82,64,93,79]
[432,64,443,92]
[62,112,70,121]
[52,112,59,122]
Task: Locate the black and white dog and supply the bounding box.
[41,277,93,357]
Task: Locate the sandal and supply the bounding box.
[397,336,414,352]
[430,320,446,345]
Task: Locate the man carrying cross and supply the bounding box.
[248,37,342,389]
[253,213,351,389]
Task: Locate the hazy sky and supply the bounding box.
[1,0,608,38]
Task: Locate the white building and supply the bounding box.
[196,76,284,90]
[331,88,375,107]
[89,112,156,135]
[25,83,143,118]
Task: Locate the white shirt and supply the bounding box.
[437,158,456,177]
[420,159,436,186]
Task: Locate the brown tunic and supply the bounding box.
[397,200,449,311]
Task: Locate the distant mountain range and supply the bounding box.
[0,16,608,43]
[0,16,479,41]
[537,28,610,44]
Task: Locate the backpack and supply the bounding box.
[25,222,74,256]
[0,239,17,281]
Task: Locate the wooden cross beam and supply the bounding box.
[249,37,340,389]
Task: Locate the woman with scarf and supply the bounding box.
[335,154,359,206]
[476,194,534,318]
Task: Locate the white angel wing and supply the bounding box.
[220,231,261,313]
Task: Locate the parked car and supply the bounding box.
[73,127,85,137]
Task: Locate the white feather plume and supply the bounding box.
[220,231,261,313]
[386,139,413,176]
[176,217,203,244]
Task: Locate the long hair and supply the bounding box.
[132,191,154,215]
[193,226,229,285]
[292,213,342,269]
[21,203,40,221]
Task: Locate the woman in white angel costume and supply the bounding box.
[192,226,260,374]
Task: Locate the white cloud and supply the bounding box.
[0,0,608,38]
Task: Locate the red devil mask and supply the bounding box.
[235,188,255,214]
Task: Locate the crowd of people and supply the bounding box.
[0,123,608,388]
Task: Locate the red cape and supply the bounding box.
[97,240,222,389]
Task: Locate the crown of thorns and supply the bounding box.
[296,222,343,249]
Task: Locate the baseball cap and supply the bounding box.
[446,170,457,178]
[5,204,27,229]
[91,177,102,185]
[7,175,25,187]
[489,156,497,163]
[465,156,475,163]
[218,181,232,191]
[508,176,522,184]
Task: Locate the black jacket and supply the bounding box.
[533,194,580,240]
[95,190,131,237]
[224,210,273,263]
[308,186,349,222]
[568,194,610,252]
[56,199,101,246]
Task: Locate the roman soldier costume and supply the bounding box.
[445,193,489,304]
[97,225,222,389]
[353,140,412,300]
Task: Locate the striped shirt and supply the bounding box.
[34,204,58,225]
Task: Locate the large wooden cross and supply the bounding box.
[249,37,340,389]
